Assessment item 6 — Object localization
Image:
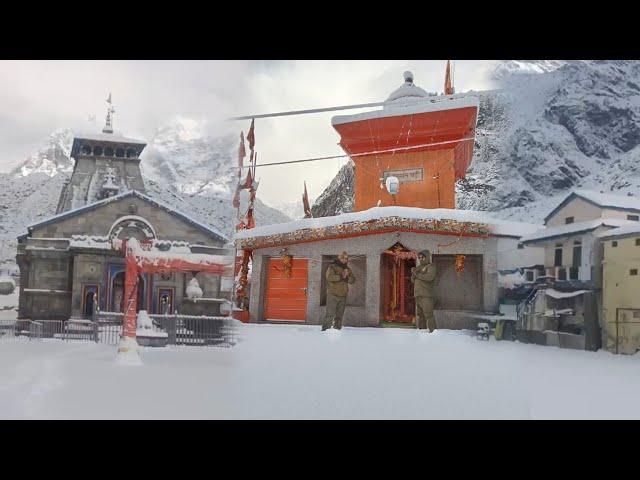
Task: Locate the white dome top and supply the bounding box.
[385,71,430,103]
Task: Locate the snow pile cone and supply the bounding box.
[116,337,142,366]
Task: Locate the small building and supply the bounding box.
[236,208,540,328]
[16,108,231,322]
[521,190,639,287]
[234,71,544,329]
[517,190,639,349]
[597,224,640,354]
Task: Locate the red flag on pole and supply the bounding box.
[303,181,312,218]
[240,168,253,190]
[247,119,255,151]
[444,60,454,95]
[232,187,241,208]
[238,132,246,166]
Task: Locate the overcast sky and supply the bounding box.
[0,60,500,207]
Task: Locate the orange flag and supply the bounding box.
[246,119,255,151]
[303,181,312,218]
[444,60,454,95]
[240,168,253,190]
[238,132,246,166]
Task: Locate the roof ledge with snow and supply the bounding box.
[234,206,541,250]
[331,71,479,126]
[544,190,640,224]
[22,190,228,244]
[71,131,147,159]
[596,223,640,240]
[521,218,637,244]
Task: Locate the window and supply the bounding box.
[104,147,114,157]
[557,268,567,281]
[572,240,582,268]
[569,267,579,280]
[612,241,618,247]
[93,145,103,156]
[627,215,639,221]
[526,270,534,282]
[554,244,563,267]
[631,269,639,276]
[565,216,575,224]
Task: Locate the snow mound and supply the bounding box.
[116,337,143,366]
[136,310,168,338]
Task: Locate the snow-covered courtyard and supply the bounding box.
[2,321,640,419]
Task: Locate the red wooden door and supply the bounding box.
[264,258,309,322]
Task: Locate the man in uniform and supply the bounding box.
[322,251,355,331]
[411,250,438,332]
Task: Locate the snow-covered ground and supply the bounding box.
[2,322,640,419]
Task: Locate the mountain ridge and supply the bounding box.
[0,119,291,263]
[313,60,640,222]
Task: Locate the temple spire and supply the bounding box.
[102,93,115,134]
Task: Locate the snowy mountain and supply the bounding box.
[0,119,291,263]
[140,119,292,236]
[491,60,566,79]
[311,161,354,218]
[9,128,74,178]
[313,60,640,222]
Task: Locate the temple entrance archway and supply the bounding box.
[381,242,416,324]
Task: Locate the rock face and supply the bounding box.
[311,160,355,218]
[313,60,640,222]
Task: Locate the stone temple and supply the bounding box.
[16,103,231,321]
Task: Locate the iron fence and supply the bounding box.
[0,319,65,341]
[0,313,237,348]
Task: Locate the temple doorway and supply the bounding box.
[381,242,416,324]
[111,271,146,313]
[82,285,98,319]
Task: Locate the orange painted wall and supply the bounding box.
[353,148,456,211]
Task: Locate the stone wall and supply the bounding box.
[31,195,225,247]
[248,231,500,327]
[18,194,227,321]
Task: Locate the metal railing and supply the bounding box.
[0,319,65,341]
[546,266,583,281]
[1,313,237,348]
[98,311,237,347]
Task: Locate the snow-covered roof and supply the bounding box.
[544,190,640,223]
[331,95,479,126]
[385,71,431,102]
[596,223,640,240]
[127,237,232,270]
[521,218,635,244]
[25,190,228,243]
[74,131,146,145]
[235,206,541,246]
[545,289,590,299]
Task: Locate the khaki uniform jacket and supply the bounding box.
[326,262,355,297]
[411,261,437,298]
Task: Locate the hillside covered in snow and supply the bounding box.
[313,60,640,221]
[0,120,291,264]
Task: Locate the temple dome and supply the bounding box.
[385,71,430,103]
